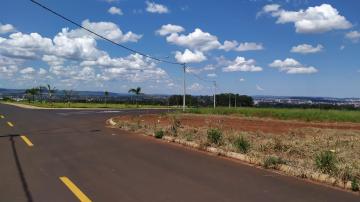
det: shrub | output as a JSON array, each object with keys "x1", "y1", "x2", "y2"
[
  {"x1": 352, "y1": 178, "x2": 359, "y2": 192},
  {"x1": 233, "y1": 136, "x2": 250, "y2": 154},
  {"x1": 315, "y1": 151, "x2": 337, "y2": 174},
  {"x1": 154, "y1": 130, "x2": 164, "y2": 139},
  {"x1": 170, "y1": 116, "x2": 181, "y2": 136},
  {"x1": 207, "y1": 128, "x2": 222, "y2": 145},
  {"x1": 264, "y1": 156, "x2": 286, "y2": 169}
]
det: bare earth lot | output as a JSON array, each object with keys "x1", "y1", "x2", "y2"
[
  {"x1": 113, "y1": 113, "x2": 360, "y2": 134},
  {"x1": 113, "y1": 113, "x2": 360, "y2": 191}
]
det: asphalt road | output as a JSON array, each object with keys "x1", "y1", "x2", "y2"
[{"x1": 0, "y1": 103, "x2": 358, "y2": 202}]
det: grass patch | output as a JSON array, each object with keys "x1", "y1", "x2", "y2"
[
  {"x1": 188, "y1": 107, "x2": 360, "y2": 123},
  {"x1": 352, "y1": 178, "x2": 359, "y2": 192},
  {"x1": 264, "y1": 156, "x2": 286, "y2": 169},
  {"x1": 233, "y1": 136, "x2": 250, "y2": 154},
  {"x1": 207, "y1": 128, "x2": 222, "y2": 145},
  {"x1": 154, "y1": 130, "x2": 164, "y2": 139},
  {"x1": 315, "y1": 151, "x2": 337, "y2": 174},
  {"x1": 4, "y1": 101, "x2": 170, "y2": 109}
]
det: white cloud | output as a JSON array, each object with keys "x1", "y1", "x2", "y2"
[
  {"x1": 146, "y1": 1, "x2": 169, "y2": 14},
  {"x1": 207, "y1": 73, "x2": 217, "y2": 78},
  {"x1": 38, "y1": 68, "x2": 47, "y2": 75},
  {"x1": 222, "y1": 57, "x2": 263, "y2": 72},
  {"x1": 108, "y1": 7, "x2": 123, "y2": 15},
  {"x1": 220, "y1": 41, "x2": 263, "y2": 52},
  {"x1": 66, "y1": 19, "x2": 142, "y2": 43},
  {"x1": 345, "y1": 31, "x2": 360, "y2": 43},
  {"x1": 20, "y1": 67, "x2": 35, "y2": 74},
  {"x1": 156, "y1": 24, "x2": 185, "y2": 36},
  {"x1": 0, "y1": 23, "x2": 16, "y2": 34},
  {"x1": 166, "y1": 28, "x2": 221, "y2": 52},
  {"x1": 269, "y1": 58, "x2": 318, "y2": 74},
  {"x1": 290, "y1": 44, "x2": 323, "y2": 54},
  {"x1": 256, "y1": 84, "x2": 264, "y2": 91},
  {"x1": 239, "y1": 78, "x2": 245, "y2": 82},
  {"x1": 236, "y1": 42, "x2": 264, "y2": 51},
  {"x1": 188, "y1": 83, "x2": 203, "y2": 91},
  {"x1": 175, "y1": 49, "x2": 206, "y2": 63},
  {"x1": 261, "y1": 4, "x2": 352, "y2": 33}
]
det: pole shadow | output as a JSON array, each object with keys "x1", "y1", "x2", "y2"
[{"x1": 0, "y1": 134, "x2": 34, "y2": 202}]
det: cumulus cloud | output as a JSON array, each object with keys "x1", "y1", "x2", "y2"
[
  {"x1": 66, "y1": 19, "x2": 142, "y2": 43},
  {"x1": 261, "y1": 4, "x2": 352, "y2": 33},
  {"x1": 156, "y1": 24, "x2": 185, "y2": 36},
  {"x1": 0, "y1": 23, "x2": 16, "y2": 34},
  {"x1": 290, "y1": 44, "x2": 323, "y2": 54},
  {"x1": 345, "y1": 31, "x2": 360, "y2": 43},
  {"x1": 256, "y1": 84, "x2": 264, "y2": 91},
  {"x1": 166, "y1": 28, "x2": 221, "y2": 52},
  {"x1": 108, "y1": 7, "x2": 123, "y2": 15},
  {"x1": 207, "y1": 73, "x2": 217, "y2": 78},
  {"x1": 220, "y1": 41, "x2": 263, "y2": 52},
  {"x1": 146, "y1": 1, "x2": 169, "y2": 14},
  {"x1": 0, "y1": 22, "x2": 170, "y2": 86},
  {"x1": 239, "y1": 78, "x2": 245, "y2": 82},
  {"x1": 188, "y1": 83, "x2": 203, "y2": 91},
  {"x1": 222, "y1": 57, "x2": 263, "y2": 72},
  {"x1": 269, "y1": 58, "x2": 318, "y2": 74},
  {"x1": 175, "y1": 49, "x2": 206, "y2": 63}
]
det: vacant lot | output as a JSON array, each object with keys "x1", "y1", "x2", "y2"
[
  {"x1": 113, "y1": 113, "x2": 360, "y2": 190},
  {"x1": 188, "y1": 107, "x2": 360, "y2": 123}
]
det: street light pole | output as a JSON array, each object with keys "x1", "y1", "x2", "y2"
[
  {"x1": 213, "y1": 81, "x2": 216, "y2": 109},
  {"x1": 182, "y1": 63, "x2": 186, "y2": 112}
]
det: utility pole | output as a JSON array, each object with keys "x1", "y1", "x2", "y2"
[
  {"x1": 228, "y1": 93, "x2": 231, "y2": 108},
  {"x1": 182, "y1": 63, "x2": 186, "y2": 112},
  {"x1": 235, "y1": 94, "x2": 237, "y2": 108},
  {"x1": 213, "y1": 81, "x2": 216, "y2": 109}
]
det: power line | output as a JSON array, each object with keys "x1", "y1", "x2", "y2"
[{"x1": 29, "y1": 0, "x2": 183, "y2": 66}]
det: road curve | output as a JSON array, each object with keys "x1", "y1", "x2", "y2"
[{"x1": 0, "y1": 103, "x2": 358, "y2": 202}]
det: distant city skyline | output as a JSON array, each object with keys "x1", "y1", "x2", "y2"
[{"x1": 0, "y1": 0, "x2": 359, "y2": 97}]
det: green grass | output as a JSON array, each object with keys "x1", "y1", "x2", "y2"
[
  {"x1": 4, "y1": 101, "x2": 171, "y2": 109},
  {"x1": 187, "y1": 107, "x2": 360, "y2": 123}
]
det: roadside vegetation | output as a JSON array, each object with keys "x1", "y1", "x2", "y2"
[
  {"x1": 113, "y1": 113, "x2": 360, "y2": 191},
  {"x1": 188, "y1": 107, "x2": 360, "y2": 123}
]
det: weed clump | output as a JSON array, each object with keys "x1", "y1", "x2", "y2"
[
  {"x1": 264, "y1": 156, "x2": 286, "y2": 169},
  {"x1": 351, "y1": 178, "x2": 359, "y2": 192},
  {"x1": 207, "y1": 128, "x2": 222, "y2": 145},
  {"x1": 233, "y1": 136, "x2": 250, "y2": 154},
  {"x1": 315, "y1": 151, "x2": 337, "y2": 174},
  {"x1": 154, "y1": 130, "x2": 164, "y2": 139}
]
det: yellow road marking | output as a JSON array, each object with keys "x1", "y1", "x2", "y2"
[
  {"x1": 0, "y1": 115, "x2": 4, "y2": 119},
  {"x1": 7, "y1": 121, "x2": 14, "y2": 127},
  {"x1": 20, "y1": 135, "x2": 34, "y2": 147},
  {"x1": 59, "y1": 177, "x2": 92, "y2": 202}
]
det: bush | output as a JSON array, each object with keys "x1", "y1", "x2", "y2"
[
  {"x1": 352, "y1": 178, "x2": 359, "y2": 192},
  {"x1": 207, "y1": 128, "x2": 222, "y2": 145},
  {"x1": 264, "y1": 156, "x2": 286, "y2": 169},
  {"x1": 154, "y1": 130, "x2": 164, "y2": 139},
  {"x1": 233, "y1": 136, "x2": 250, "y2": 154},
  {"x1": 315, "y1": 151, "x2": 337, "y2": 174}
]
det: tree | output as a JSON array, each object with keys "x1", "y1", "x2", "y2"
[
  {"x1": 104, "y1": 91, "x2": 109, "y2": 107},
  {"x1": 25, "y1": 87, "x2": 40, "y2": 103},
  {"x1": 46, "y1": 84, "x2": 56, "y2": 105},
  {"x1": 63, "y1": 90, "x2": 74, "y2": 107},
  {"x1": 128, "y1": 87, "x2": 142, "y2": 107}
]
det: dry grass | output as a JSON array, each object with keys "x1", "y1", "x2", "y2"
[{"x1": 114, "y1": 113, "x2": 360, "y2": 185}]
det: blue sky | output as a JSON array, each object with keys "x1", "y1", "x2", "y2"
[{"x1": 0, "y1": 0, "x2": 360, "y2": 97}]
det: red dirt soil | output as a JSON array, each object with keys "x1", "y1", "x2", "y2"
[{"x1": 113, "y1": 114, "x2": 360, "y2": 134}]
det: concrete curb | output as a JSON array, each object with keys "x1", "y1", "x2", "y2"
[{"x1": 107, "y1": 118, "x2": 356, "y2": 192}]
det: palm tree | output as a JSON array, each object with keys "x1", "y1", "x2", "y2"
[
  {"x1": 128, "y1": 87, "x2": 142, "y2": 107},
  {"x1": 104, "y1": 91, "x2": 109, "y2": 107},
  {"x1": 63, "y1": 90, "x2": 74, "y2": 107},
  {"x1": 25, "y1": 87, "x2": 40, "y2": 103},
  {"x1": 46, "y1": 84, "x2": 56, "y2": 105}
]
